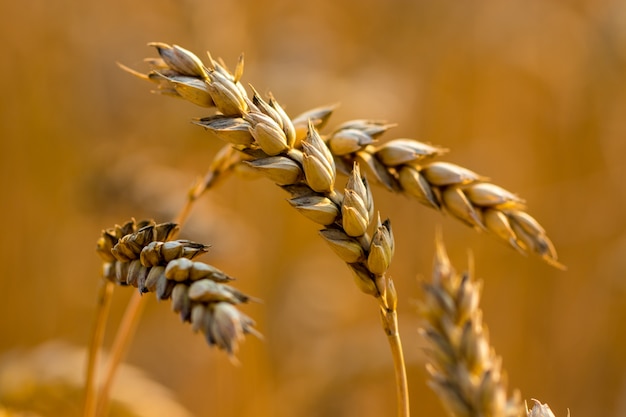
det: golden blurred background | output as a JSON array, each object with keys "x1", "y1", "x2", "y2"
[{"x1": 1, "y1": 0, "x2": 625, "y2": 416}]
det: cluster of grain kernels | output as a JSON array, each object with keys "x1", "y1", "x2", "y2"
[
  {"x1": 123, "y1": 43, "x2": 563, "y2": 268},
  {"x1": 96, "y1": 219, "x2": 258, "y2": 354}
]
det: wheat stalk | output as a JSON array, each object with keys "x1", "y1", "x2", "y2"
[
  {"x1": 419, "y1": 232, "x2": 562, "y2": 417},
  {"x1": 112, "y1": 42, "x2": 567, "y2": 417}
]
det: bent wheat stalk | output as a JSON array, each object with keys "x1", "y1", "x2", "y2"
[{"x1": 121, "y1": 42, "x2": 409, "y2": 417}]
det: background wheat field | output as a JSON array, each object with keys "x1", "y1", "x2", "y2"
[{"x1": 1, "y1": 1, "x2": 625, "y2": 416}]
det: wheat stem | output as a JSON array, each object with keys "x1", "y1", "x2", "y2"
[
  {"x1": 83, "y1": 280, "x2": 114, "y2": 417},
  {"x1": 95, "y1": 290, "x2": 146, "y2": 417},
  {"x1": 175, "y1": 144, "x2": 242, "y2": 226},
  {"x1": 174, "y1": 178, "x2": 205, "y2": 227},
  {"x1": 381, "y1": 306, "x2": 410, "y2": 417},
  {"x1": 175, "y1": 158, "x2": 224, "y2": 228}
]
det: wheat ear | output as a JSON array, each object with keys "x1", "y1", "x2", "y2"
[
  {"x1": 88, "y1": 219, "x2": 259, "y2": 417},
  {"x1": 419, "y1": 232, "x2": 562, "y2": 417},
  {"x1": 118, "y1": 43, "x2": 563, "y2": 270},
  {"x1": 84, "y1": 151, "x2": 243, "y2": 417},
  {"x1": 120, "y1": 42, "x2": 409, "y2": 417},
  {"x1": 96, "y1": 219, "x2": 259, "y2": 354}
]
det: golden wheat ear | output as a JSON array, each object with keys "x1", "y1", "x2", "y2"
[
  {"x1": 96, "y1": 218, "x2": 260, "y2": 354},
  {"x1": 121, "y1": 42, "x2": 565, "y2": 269},
  {"x1": 418, "y1": 232, "x2": 564, "y2": 417}
]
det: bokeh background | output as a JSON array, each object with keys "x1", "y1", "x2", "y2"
[{"x1": 1, "y1": 0, "x2": 625, "y2": 416}]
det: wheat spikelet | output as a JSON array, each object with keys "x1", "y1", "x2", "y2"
[
  {"x1": 96, "y1": 219, "x2": 259, "y2": 356},
  {"x1": 119, "y1": 43, "x2": 563, "y2": 270},
  {"x1": 419, "y1": 234, "x2": 563, "y2": 417},
  {"x1": 526, "y1": 399, "x2": 562, "y2": 417}
]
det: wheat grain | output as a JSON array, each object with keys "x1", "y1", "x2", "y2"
[
  {"x1": 526, "y1": 400, "x2": 561, "y2": 417},
  {"x1": 96, "y1": 219, "x2": 259, "y2": 355}
]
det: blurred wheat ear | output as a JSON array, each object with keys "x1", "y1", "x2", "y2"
[{"x1": 418, "y1": 232, "x2": 563, "y2": 417}]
